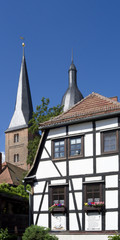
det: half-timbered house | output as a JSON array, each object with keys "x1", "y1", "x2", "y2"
[{"x1": 24, "y1": 91, "x2": 120, "y2": 240}]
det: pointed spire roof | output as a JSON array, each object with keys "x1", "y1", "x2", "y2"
[
  {"x1": 61, "y1": 55, "x2": 83, "y2": 112},
  {"x1": 6, "y1": 51, "x2": 33, "y2": 132},
  {"x1": 40, "y1": 92, "x2": 120, "y2": 129}
]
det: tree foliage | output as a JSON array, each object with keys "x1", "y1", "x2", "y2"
[
  {"x1": 22, "y1": 225, "x2": 58, "y2": 240},
  {"x1": 0, "y1": 183, "x2": 31, "y2": 199},
  {"x1": 27, "y1": 97, "x2": 63, "y2": 166}
]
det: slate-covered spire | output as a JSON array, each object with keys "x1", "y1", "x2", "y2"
[
  {"x1": 61, "y1": 54, "x2": 83, "y2": 112},
  {"x1": 6, "y1": 47, "x2": 33, "y2": 132}
]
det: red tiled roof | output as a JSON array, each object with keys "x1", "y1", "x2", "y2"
[
  {"x1": 39, "y1": 92, "x2": 120, "y2": 128},
  {"x1": 0, "y1": 162, "x2": 26, "y2": 185}
]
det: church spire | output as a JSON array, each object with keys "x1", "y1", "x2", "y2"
[
  {"x1": 6, "y1": 44, "x2": 33, "y2": 132},
  {"x1": 61, "y1": 53, "x2": 83, "y2": 112}
]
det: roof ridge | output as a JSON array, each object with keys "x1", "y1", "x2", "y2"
[
  {"x1": 52, "y1": 105, "x2": 120, "y2": 122},
  {"x1": 93, "y1": 92, "x2": 120, "y2": 105}
]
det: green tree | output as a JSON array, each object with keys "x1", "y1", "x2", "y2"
[{"x1": 27, "y1": 97, "x2": 63, "y2": 166}]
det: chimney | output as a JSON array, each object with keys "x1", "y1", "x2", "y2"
[
  {"x1": 0, "y1": 153, "x2": 2, "y2": 173},
  {"x1": 109, "y1": 96, "x2": 118, "y2": 102}
]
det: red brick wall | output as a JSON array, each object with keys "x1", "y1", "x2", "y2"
[{"x1": 5, "y1": 128, "x2": 29, "y2": 170}]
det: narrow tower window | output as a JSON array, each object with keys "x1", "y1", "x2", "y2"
[
  {"x1": 14, "y1": 154, "x2": 19, "y2": 163},
  {"x1": 14, "y1": 134, "x2": 19, "y2": 143}
]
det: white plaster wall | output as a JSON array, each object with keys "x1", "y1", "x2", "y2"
[
  {"x1": 33, "y1": 214, "x2": 37, "y2": 225},
  {"x1": 56, "y1": 235, "x2": 110, "y2": 240},
  {"x1": 72, "y1": 178, "x2": 82, "y2": 190},
  {"x1": 96, "y1": 118, "x2": 118, "y2": 131},
  {"x1": 41, "y1": 194, "x2": 48, "y2": 211},
  {"x1": 85, "y1": 176, "x2": 102, "y2": 182},
  {"x1": 85, "y1": 212, "x2": 102, "y2": 231},
  {"x1": 69, "y1": 159, "x2": 93, "y2": 175},
  {"x1": 96, "y1": 132, "x2": 101, "y2": 155},
  {"x1": 48, "y1": 127, "x2": 66, "y2": 139},
  {"x1": 85, "y1": 134, "x2": 93, "y2": 157},
  {"x1": 105, "y1": 190, "x2": 118, "y2": 209},
  {"x1": 69, "y1": 188, "x2": 82, "y2": 210},
  {"x1": 34, "y1": 195, "x2": 42, "y2": 211},
  {"x1": 69, "y1": 193, "x2": 75, "y2": 210},
  {"x1": 105, "y1": 212, "x2": 118, "y2": 230},
  {"x1": 51, "y1": 179, "x2": 66, "y2": 184},
  {"x1": 68, "y1": 122, "x2": 92, "y2": 135},
  {"x1": 105, "y1": 175, "x2": 118, "y2": 188},
  {"x1": 51, "y1": 214, "x2": 66, "y2": 231},
  {"x1": 41, "y1": 140, "x2": 51, "y2": 159},
  {"x1": 34, "y1": 181, "x2": 48, "y2": 193},
  {"x1": 96, "y1": 155, "x2": 119, "y2": 173},
  {"x1": 55, "y1": 162, "x2": 66, "y2": 176},
  {"x1": 41, "y1": 148, "x2": 49, "y2": 159},
  {"x1": 36, "y1": 160, "x2": 60, "y2": 179},
  {"x1": 69, "y1": 213, "x2": 79, "y2": 230},
  {"x1": 37, "y1": 214, "x2": 48, "y2": 228},
  {"x1": 75, "y1": 192, "x2": 82, "y2": 210}
]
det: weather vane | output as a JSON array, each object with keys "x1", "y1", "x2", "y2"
[{"x1": 20, "y1": 37, "x2": 25, "y2": 55}]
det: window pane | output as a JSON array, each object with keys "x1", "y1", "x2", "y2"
[
  {"x1": 58, "y1": 188, "x2": 64, "y2": 194},
  {"x1": 104, "y1": 131, "x2": 116, "y2": 152},
  {"x1": 54, "y1": 140, "x2": 65, "y2": 158},
  {"x1": 55, "y1": 142, "x2": 59, "y2": 146},
  {"x1": 70, "y1": 137, "x2": 82, "y2": 156},
  {"x1": 71, "y1": 139, "x2": 76, "y2": 144},
  {"x1": 88, "y1": 198, "x2": 93, "y2": 202},
  {"x1": 52, "y1": 187, "x2": 65, "y2": 205},
  {"x1": 53, "y1": 200, "x2": 59, "y2": 204},
  {"x1": 60, "y1": 146, "x2": 64, "y2": 152},
  {"x1": 94, "y1": 198, "x2": 100, "y2": 202},
  {"x1": 86, "y1": 184, "x2": 101, "y2": 202},
  {"x1": 55, "y1": 147, "x2": 59, "y2": 152},
  {"x1": 55, "y1": 153, "x2": 59, "y2": 158},
  {"x1": 60, "y1": 152, "x2": 64, "y2": 157},
  {"x1": 76, "y1": 138, "x2": 81, "y2": 144},
  {"x1": 60, "y1": 141, "x2": 64, "y2": 146}
]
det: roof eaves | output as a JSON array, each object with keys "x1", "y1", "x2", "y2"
[{"x1": 39, "y1": 110, "x2": 120, "y2": 130}]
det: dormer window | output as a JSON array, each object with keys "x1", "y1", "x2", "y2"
[
  {"x1": 14, "y1": 134, "x2": 19, "y2": 143},
  {"x1": 101, "y1": 130, "x2": 118, "y2": 154}
]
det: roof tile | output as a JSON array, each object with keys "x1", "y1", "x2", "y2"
[{"x1": 39, "y1": 93, "x2": 120, "y2": 128}]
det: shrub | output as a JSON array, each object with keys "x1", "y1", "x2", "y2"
[
  {"x1": 22, "y1": 225, "x2": 58, "y2": 240},
  {"x1": 0, "y1": 228, "x2": 17, "y2": 240},
  {"x1": 108, "y1": 233, "x2": 120, "y2": 240}
]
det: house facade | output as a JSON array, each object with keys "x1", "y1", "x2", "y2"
[{"x1": 25, "y1": 92, "x2": 120, "y2": 239}]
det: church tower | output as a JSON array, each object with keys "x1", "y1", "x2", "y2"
[
  {"x1": 5, "y1": 45, "x2": 33, "y2": 170},
  {"x1": 61, "y1": 56, "x2": 83, "y2": 111}
]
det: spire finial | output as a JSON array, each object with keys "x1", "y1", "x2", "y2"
[
  {"x1": 20, "y1": 37, "x2": 25, "y2": 56},
  {"x1": 71, "y1": 48, "x2": 73, "y2": 63}
]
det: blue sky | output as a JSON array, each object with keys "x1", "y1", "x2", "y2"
[{"x1": 0, "y1": 0, "x2": 120, "y2": 157}]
